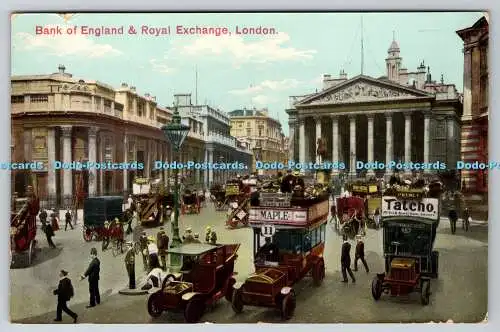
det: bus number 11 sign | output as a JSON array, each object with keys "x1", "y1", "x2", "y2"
[{"x1": 261, "y1": 224, "x2": 276, "y2": 238}]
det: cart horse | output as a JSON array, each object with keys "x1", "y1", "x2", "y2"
[{"x1": 10, "y1": 186, "x2": 40, "y2": 266}]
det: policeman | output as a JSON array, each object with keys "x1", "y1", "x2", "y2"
[
  {"x1": 205, "y1": 226, "x2": 212, "y2": 243},
  {"x1": 156, "y1": 227, "x2": 169, "y2": 270},
  {"x1": 124, "y1": 242, "x2": 136, "y2": 289},
  {"x1": 183, "y1": 227, "x2": 195, "y2": 243},
  {"x1": 139, "y1": 231, "x2": 149, "y2": 271},
  {"x1": 209, "y1": 228, "x2": 217, "y2": 245}
]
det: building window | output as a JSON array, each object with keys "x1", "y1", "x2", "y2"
[
  {"x1": 11, "y1": 96, "x2": 24, "y2": 103},
  {"x1": 246, "y1": 122, "x2": 251, "y2": 127},
  {"x1": 30, "y1": 94, "x2": 48, "y2": 103},
  {"x1": 246, "y1": 128, "x2": 251, "y2": 136}
]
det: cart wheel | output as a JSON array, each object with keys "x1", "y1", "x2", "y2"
[
  {"x1": 280, "y1": 290, "x2": 296, "y2": 320},
  {"x1": 420, "y1": 280, "x2": 430, "y2": 305},
  {"x1": 312, "y1": 259, "x2": 325, "y2": 286},
  {"x1": 83, "y1": 226, "x2": 93, "y2": 242},
  {"x1": 101, "y1": 236, "x2": 110, "y2": 251},
  {"x1": 371, "y1": 277, "x2": 383, "y2": 300},
  {"x1": 147, "y1": 292, "x2": 163, "y2": 318},
  {"x1": 231, "y1": 287, "x2": 244, "y2": 313},
  {"x1": 225, "y1": 277, "x2": 237, "y2": 302},
  {"x1": 184, "y1": 297, "x2": 206, "y2": 323},
  {"x1": 27, "y1": 240, "x2": 35, "y2": 265}
]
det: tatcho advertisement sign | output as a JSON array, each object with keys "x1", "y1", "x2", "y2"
[
  {"x1": 381, "y1": 196, "x2": 439, "y2": 220},
  {"x1": 249, "y1": 208, "x2": 308, "y2": 225}
]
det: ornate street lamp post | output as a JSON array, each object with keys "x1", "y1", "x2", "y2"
[
  {"x1": 161, "y1": 104, "x2": 190, "y2": 267},
  {"x1": 252, "y1": 141, "x2": 262, "y2": 176}
]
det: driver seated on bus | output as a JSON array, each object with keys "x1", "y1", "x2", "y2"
[
  {"x1": 280, "y1": 169, "x2": 295, "y2": 193},
  {"x1": 255, "y1": 237, "x2": 279, "y2": 263}
]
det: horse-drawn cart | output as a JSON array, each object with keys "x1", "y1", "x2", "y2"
[
  {"x1": 10, "y1": 187, "x2": 40, "y2": 266},
  {"x1": 181, "y1": 189, "x2": 200, "y2": 215},
  {"x1": 371, "y1": 189, "x2": 440, "y2": 305},
  {"x1": 83, "y1": 196, "x2": 124, "y2": 252}
]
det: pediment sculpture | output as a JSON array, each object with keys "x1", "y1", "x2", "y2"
[{"x1": 307, "y1": 82, "x2": 417, "y2": 105}]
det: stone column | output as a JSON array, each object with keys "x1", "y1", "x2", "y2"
[
  {"x1": 404, "y1": 112, "x2": 412, "y2": 175},
  {"x1": 315, "y1": 116, "x2": 322, "y2": 164},
  {"x1": 208, "y1": 147, "x2": 214, "y2": 186},
  {"x1": 88, "y1": 127, "x2": 98, "y2": 196},
  {"x1": 331, "y1": 116, "x2": 339, "y2": 175},
  {"x1": 423, "y1": 111, "x2": 431, "y2": 173},
  {"x1": 204, "y1": 148, "x2": 209, "y2": 188},
  {"x1": 23, "y1": 128, "x2": 32, "y2": 161},
  {"x1": 385, "y1": 114, "x2": 393, "y2": 177},
  {"x1": 123, "y1": 133, "x2": 128, "y2": 192},
  {"x1": 61, "y1": 126, "x2": 73, "y2": 206},
  {"x1": 99, "y1": 134, "x2": 104, "y2": 195},
  {"x1": 349, "y1": 115, "x2": 356, "y2": 178},
  {"x1": 367, "y1": 114, "x2": 375, "y2": 177},
  {"x1": 288, "y1": 121, "x2": 295, "y2": 162},
  {"x1": 47, "y1": 127, "x2": 56, "y2": 199},
  {"x1": 299, "y1": 116, "x2": 306, "y2": 166}
]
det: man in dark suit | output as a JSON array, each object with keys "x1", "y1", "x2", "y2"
[
  {"x1": 353, "y1": 235, "x2": 369, "y2": 273},
  {"x1": 341, "y1": 235, "x2": 356, "y2": 283},
  {"x1": 65, "y1": 209, "x2": 73, "y2": 230},
  {"x1": 53, "y1": 270, "x2": 77, "y2": 323},
  {"x1": 280, "y1": 170, "x2": 295, "y2": 193},
  {"x1": 448, "y1": 209, "x2": 458, "y2": 234},
  {"x1": 156, "y1": 227, "x2": 169, "y2": 270},
  {"x1": 80, "y1": 248, "x2": 100, "y2": 307}
]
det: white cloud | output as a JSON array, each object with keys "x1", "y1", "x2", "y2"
[
  {"x1": 12, "y1": 25, "x2": 121, "y2": 58},
  {"x1": 149, "y1": 58, "x2": 175, "y2": 74},
  {"x1": 172, "y1": 32, "x2": 316, "y2": 65},
  {"x1": 229, "y1": 78, "x2": 301, "y2": 95},
  {"x1": 252, "y1": 95, "x2": 277, "y2": 106}
]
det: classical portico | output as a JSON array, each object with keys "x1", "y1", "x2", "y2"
[{"x1": 287, "y1": 74, "x2": 462, "y2": 179}]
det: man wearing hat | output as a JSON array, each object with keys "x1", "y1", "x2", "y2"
[
  {"x1": 124, "y1": 242, "x2": 136, "y2": 289},
  {"x1": 156, "y1": 227, "x2": 169, "y2": 270},
  {"x1": 209, "y1": 228, "x2": 217, "y2": 245},
  {"x1": 139, "y1": 231, "x2": 149, "y2": 271},
  {"x1": 147, "y1": 236, "x2": 160, "y2": 270},
  {"x1": 80, "y1": 248, "x2": 100, "y2": 307},
  {"x1": 205, "y1": 226, "x2": 212, "y2": 243},
  {"x1": 193, "y1": 233, "x2": 202, "y2": 243},
  {"x1": 354, "y1": 235, "x2": 369, "y2": 273},
  {"x1": 50, "y1": 208, "x2": 59, "y2": 231},
  {"x1": 340, "y1": 235, "x2": 356, "y2": 283},
  {"x1": 280, "y1": 169, "x2": 295, "y2": 193},
  {"x1": 53, "y1": 270, "x2": 77, "y2": 323},
  {"x1": 183, "y1": 227, "x2": 195, "y2": 243}
]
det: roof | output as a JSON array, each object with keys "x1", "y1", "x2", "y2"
[
  {"x1": 85, "y1": 196, "x2": 123, "y2": 201},
  {"x1": 388, "y1": 40, "x2": 400, "y2": 51},
  {"x1": 167, "y1": 243, "x2": 222, "y2": 256},
  {"x1": 382, "y1": 216, "x2": 439, "y2": 225}
]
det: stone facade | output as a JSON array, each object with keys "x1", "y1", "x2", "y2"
[
  {"x1": 228, "y1": 108, "x2": 286, "y2": 175},
  {"x1": 174, "y1": 94, "x2": 252, "y2": 187},
  {"x1": 10, "y1": 66, "x2": 239, "y2": 206},
  {"x1": 287, "y1": 39, "x2": 462, "y2": 179},
  {"x1": 456, "y1": 16, "x2": 489, "y2": 193}
]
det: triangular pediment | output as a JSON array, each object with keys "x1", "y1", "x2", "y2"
[{"x1": 295, "y1": 75, "x2": 432, "y2": 106}]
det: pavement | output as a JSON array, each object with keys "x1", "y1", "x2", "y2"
[{"x1": 10, "y1": 202, "x2": 488, "y2": 323}]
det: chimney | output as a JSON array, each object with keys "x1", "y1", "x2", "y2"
[
  {"x1": 58, "y1": 64, "x2": 66, "y2": 74},
  {"x1": 130, "y1": 86, "x2": 136, "y2": 92},
  {"x1": 145, "y1": 93, "x2": 150, "y2": 98},
  {"x1": 121, "y1": 82, "x2": 128, "y2": 88}
]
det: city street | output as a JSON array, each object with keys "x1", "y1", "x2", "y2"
[{"x1": 11, "y1": 203, "x2": 487, "y2": 324}]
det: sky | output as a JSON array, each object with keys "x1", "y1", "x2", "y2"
[{"x1": 11, "y1": 12, "x2": 484, "y2": 136}]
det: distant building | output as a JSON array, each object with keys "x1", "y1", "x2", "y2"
[
  {"x1": 287, "y1": 38, "x2": 462, "y2": 179},
  {"x1": 174, "y1": 94, "x2": 252, "y2": 187},
  {"x1": 456, "y1": 16, "x2": 489, "y2": 193},
  {"x1": 228, "y1": 108, "x2": 286, "y2": 175}
]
